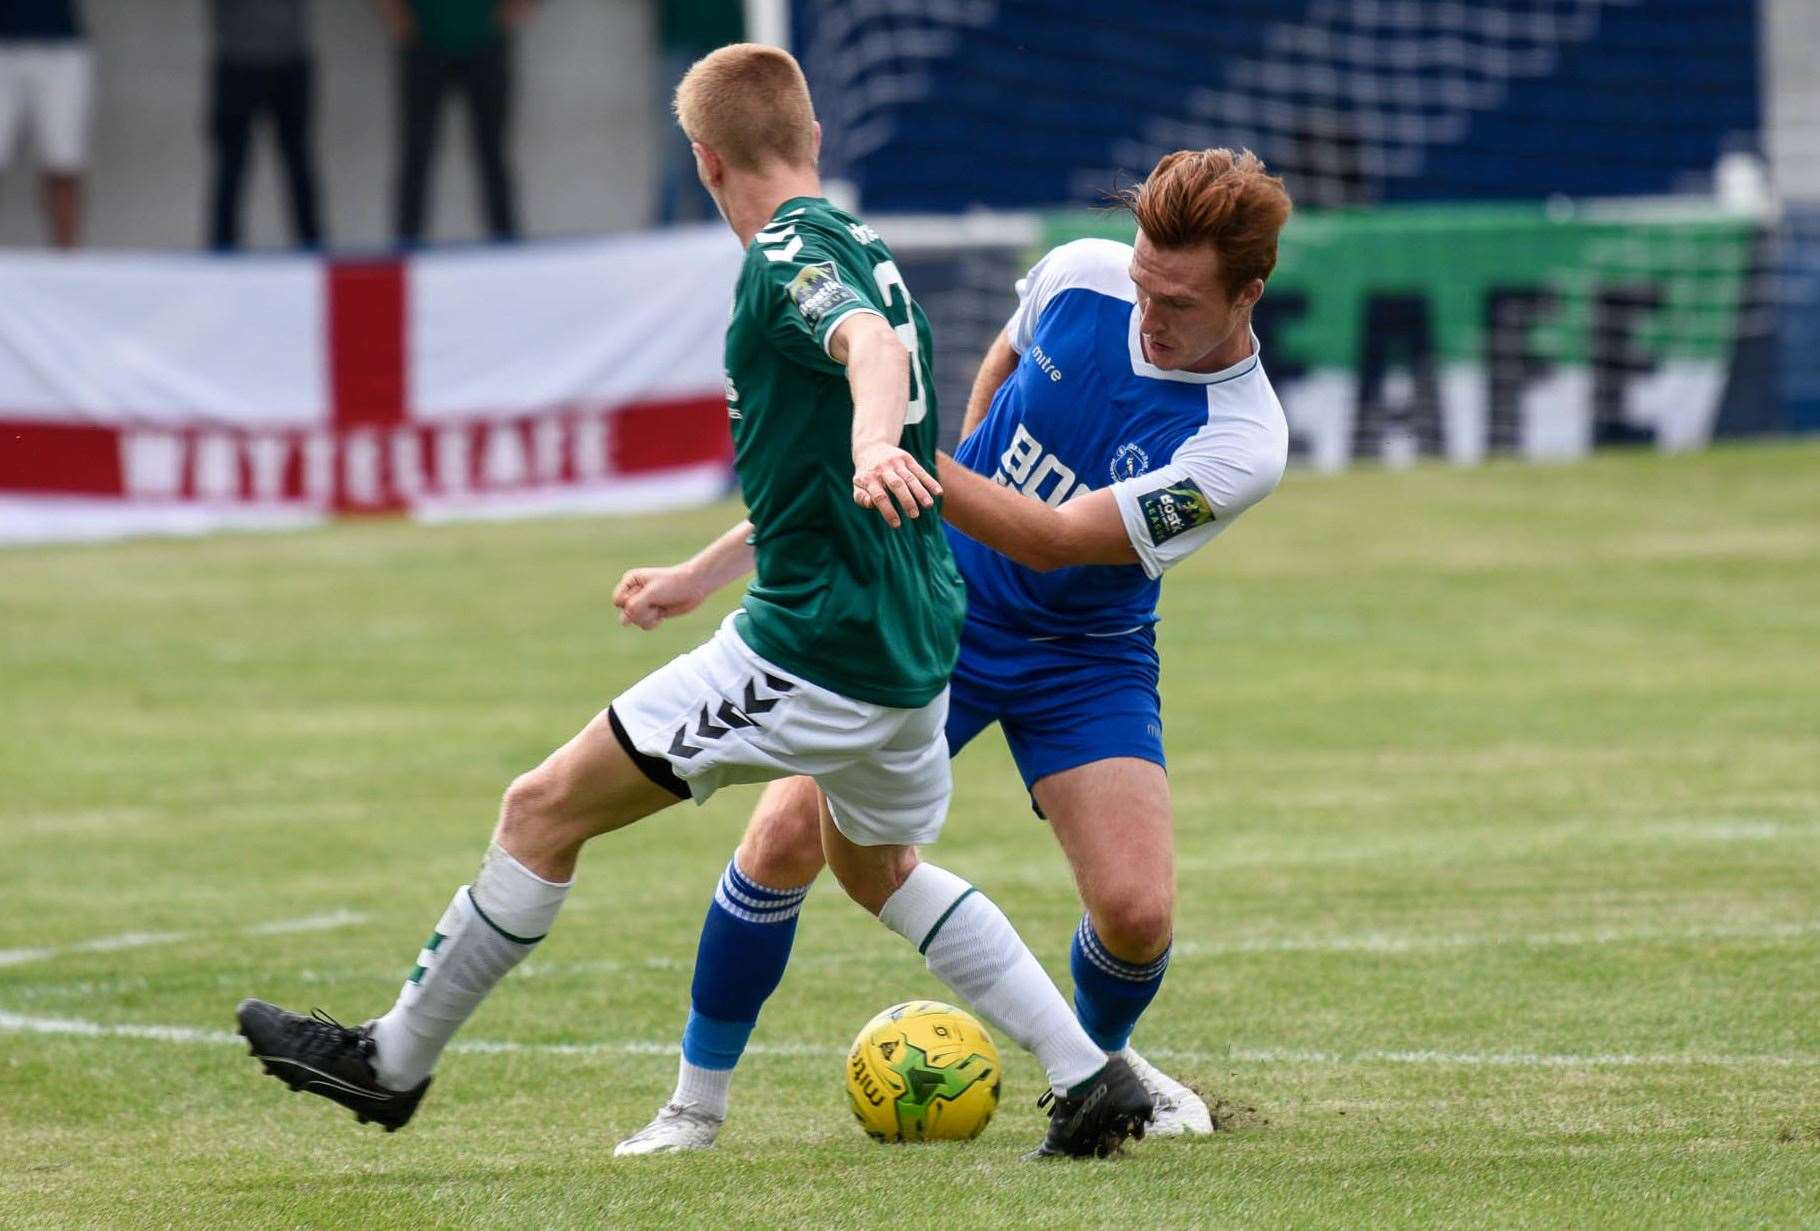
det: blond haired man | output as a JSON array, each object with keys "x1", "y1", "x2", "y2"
[
  {"x1": 616, "y1": 148, "x2": 1293, "y2": 1153},
  {"x1": 236, "y1": 44, "x2": 1151, "y2": 1161}
]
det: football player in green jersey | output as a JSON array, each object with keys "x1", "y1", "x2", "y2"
[{"x1": 236, "y1": 43, "x2": 1150, "y2": 1159}]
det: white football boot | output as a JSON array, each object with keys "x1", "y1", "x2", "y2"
[
  {"x1": 613, "y1": 1101, "x2": 725, "y2": 1156},
  {"x1": 1122, "y1": 1048, "x2": 1214, "y2": 1136}
]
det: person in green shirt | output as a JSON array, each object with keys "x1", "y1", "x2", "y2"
[
  {"x1": 233, "y1": 43, "x2": 1151, "y2": 1161},
  {"x1": 374, "y1": 0, "x2": 536, "y2": 242},
  {"x1": 653, "y1": 1, "x2": 742, "y2": 222}
]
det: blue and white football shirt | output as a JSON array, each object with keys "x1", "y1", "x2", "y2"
[{"x1": 949, "y1": 238, "x2": 1289, "y2": 638}]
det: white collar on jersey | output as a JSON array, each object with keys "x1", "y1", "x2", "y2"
[{"x1": 1127, "y1": 309, "x2": 1262, "y2": 385}]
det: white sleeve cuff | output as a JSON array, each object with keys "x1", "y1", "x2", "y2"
[
  {"x1": 820, "y1": 306, "x2": 887, "y2": 358},
  {"x1": 1110, "y1": 480, "x2": 1166, "y2": 580}
]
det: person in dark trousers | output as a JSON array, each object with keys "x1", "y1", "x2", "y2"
[
  {"x1": 207, "y1": 0, "x2": 324, "y2": 250},
  {"x1": 653, "y1": 0, "x2": 741, "y2": 224},
  {"x1": 375, "y1": 0, "x2": 537, "y2": 244}
]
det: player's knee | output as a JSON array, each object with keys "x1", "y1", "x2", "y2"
[
  {"x1": 497, "y1": 766, "x2": 577, "y2": 847},
  {"x1": 825, "y1": 844, "x2": 916, "y2": 917},
  {"x1": 1091, "y1": 890, "x2": 1174, "y2": 964},
  {"x1": 737, "y1": 799, "x2": 825, "y2": 888}
]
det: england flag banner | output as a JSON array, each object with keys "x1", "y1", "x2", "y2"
[{"x1": 0, "y1": 228, "x2": 741, "y2": 545}]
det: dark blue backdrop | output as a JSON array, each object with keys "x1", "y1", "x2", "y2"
[{"x1": 794, "y1": 0, "x2": 1761, "y2": 211}]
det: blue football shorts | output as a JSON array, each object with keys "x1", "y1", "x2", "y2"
[{"x1": 943, "y1": 616, "x2": 1165, "y2": 808}]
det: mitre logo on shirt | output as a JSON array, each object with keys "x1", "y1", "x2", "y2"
[
  {"x1": 787, "y1": 262, "x2": 860, "y2": 328},
  {"x1": 1138, "y1": 478, "x2": 1216, "y2": 543}
]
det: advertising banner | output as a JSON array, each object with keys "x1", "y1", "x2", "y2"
[
  {"x1": 1046, "y1": 203, "x2": 1766, "y2": 469},
  {"x1": 0, "y1": 228, "x2": 742, "y2": 544}
]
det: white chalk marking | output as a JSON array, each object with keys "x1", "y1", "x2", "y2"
[
  {"x1": 1, "y1": 1007, "x2": 1814, "y2": 1071},
  {"x1": 243, "y1": 911, "x2": 369, "y2": 937},
  {"x1": 1174, "y1": 920, "x2": 1820, "y2": 958},
  {"x1": 0, "y1": 912, "x2": 369, "y2": 969}
]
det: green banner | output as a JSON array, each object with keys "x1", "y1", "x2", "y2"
[{"x1": 1044, "y1": 202, "x2": 1756, "y2": 366}]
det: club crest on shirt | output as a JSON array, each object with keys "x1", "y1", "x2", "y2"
[
  {"x1": 1138, "y1": 477, "x2": 1215, "y2": 544},
  {"x1": 787, "y1": 262, "x2": 860, "y2": 328},
  {"x1": 1110, "y1": 442, "x2": 1151, "y2": 481}
]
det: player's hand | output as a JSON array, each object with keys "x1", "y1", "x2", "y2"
[
  {"x1": 612, "y1": 564, "x2": 707, "y2": 631},
  {"x1": 851, "y1": 441, "x2": 939, "y2": 529}
]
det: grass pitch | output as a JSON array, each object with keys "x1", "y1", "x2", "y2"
[{"x1": 3, "y1": 442, "x2": 1818, "y2": 1229}]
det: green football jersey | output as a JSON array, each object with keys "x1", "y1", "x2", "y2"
[{"x1": 724, "y1": 196, "x2": 965, "y2": 708}]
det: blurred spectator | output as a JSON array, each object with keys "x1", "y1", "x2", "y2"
[
  {"x1": 653, "y1": 1, "x2": 742, "y2": 224},
  {"x1": 0, "y1": 0, "x2": 91, "y2": 248},
  {"x1": 207, "y1": 0, "x2": 324, "y2": 250},
  {"x1": 376, "y1": 0, "x2": 537, "y2": 244}
]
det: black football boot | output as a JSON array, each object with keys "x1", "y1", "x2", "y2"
[
  {"x1": 236, "y1": 998, "x2": 430, "y2": 1132},
  {"x1": 1026, "y1": 1054, "x2": 1155, "y2": 1159}
]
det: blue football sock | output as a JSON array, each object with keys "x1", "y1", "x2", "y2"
[
  {"x1": 680, "y1": 858, "x2": 809, "y2": 1072},
  {"x1": 1069, "y1": 915, "x2": 1170, "y2": 1054}
]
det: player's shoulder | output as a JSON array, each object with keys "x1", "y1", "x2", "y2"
[
  {"x1": 1177, "y1": 358, "x2": 1290, "y2": 488},
  {"x1": 1030, "y1": 238, "x2": 1137, "y2": 304},
  {"x1": 764, "y1": 198, "x2": 883, "y2": 255}
]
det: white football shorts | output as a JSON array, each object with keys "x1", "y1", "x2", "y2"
[
  {"x1": 610, "y1": 612, "x2": 952, "y2": 847},
  {"x1": 0, "y1": 45, "x2": 94, "y2": 173}
]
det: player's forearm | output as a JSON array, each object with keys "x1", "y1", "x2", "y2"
[
  {"x1": 959, "y1": 331, "x2": 1019, "y2": 442},
  {"x1": 936, "y1": 456, "x2": 1067, "y2": 570},
  {"x1": 683, "y1": 519, "x2": 757, "y2": 592},
  {"x1": 844, "y1": 325, "x2": 913, "y2": 456},
  {"x1": 935, "y1": 454, "x2": 1137, "y2": 572}
]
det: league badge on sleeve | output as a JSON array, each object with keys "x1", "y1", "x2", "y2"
[
  {"x1": 1138, "y1": 478, "x2": 1216, "y2": 544},
  {"x1": 787, "y1": 262, "x2": 861, "y2": 328}
]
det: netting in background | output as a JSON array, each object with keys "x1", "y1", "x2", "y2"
[
  {"x1": 795, "y1": 0, "x2": 1759, "y2": 211},
  {"x1": 795, "y1": 0, "x2": 1812, "y2": 462},
  {"x1": 875, "y1": 216, "x2": 1033, "y2": 452}
]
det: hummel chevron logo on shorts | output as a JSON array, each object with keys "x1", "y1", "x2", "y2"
[{"x1": 669, "y1": 674, "x2": 796, "y2": 759}]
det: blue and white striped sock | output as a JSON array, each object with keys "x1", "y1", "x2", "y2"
[
  {"x1": 673, "y1": 858, "x2": 810, "y2": 1116},
  {"x1": 1069, "y1": 915, "x2": 1171, "y2": 1054}
]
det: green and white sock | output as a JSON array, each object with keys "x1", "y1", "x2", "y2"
[
  {"x1": 879, "y1": 862, "x2": 1106, "y2": 1096},
  {"x1": 368, "y1": 842, "x2": 571, "y2": 1090}
]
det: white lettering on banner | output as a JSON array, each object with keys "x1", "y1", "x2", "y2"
[
  {"x1": 533, "y1": 416, "x2": 564, "y2": 482},
  {"x1": 436, "y1": 427, "x2": 472, "y2": 495},
  {"x1": 120, "y1": 432, "x2": 184, "y2": 499},
  {"x1": 195, "y1": 434, "x2": 239, "y2": 500},
  {"x1": 98, "y1": 402, "x2": 732, "y2": 513},
  {"x1": 392, "y1": 427, "x2": 424, "y2": 497},
  {"x1": 344, "y1": 430, "x2": 384, "y2": 506},
  {"x1": 304, "y1": 433, "x2": 335, "y2": 502},
  {"x1": 247, "y1": 435, "x2": 290, "y2": 500},
  {"x1": 1276, "y1": 361, "x2": 1727, "y2": 470},
  {"x1": 574, "y1": 413, "x2": 607, "y2": 481},
  {"x1": 482, "y1": 424, "x2": 528, "y2": 489}
]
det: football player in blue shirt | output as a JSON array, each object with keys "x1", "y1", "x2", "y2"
[{"x1": 612, "y1": 148, "x2": 1293, "y2": 1155}]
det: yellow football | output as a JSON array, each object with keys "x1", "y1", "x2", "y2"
[{"x1": 845, "y1": 1000, "x2": 1002, "y2": 1142}]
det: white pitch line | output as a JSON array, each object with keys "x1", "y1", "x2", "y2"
[
  {"x1": 0, "y1": 1009, "x2": 242, "y2": 1046},
  {"x1": 0, "y1": 911, "x2": 369, "y2": 969},
  {"x1": 519, "y1": 921, "x2": 1820, "y2": 980},
  {"x1": 243, "y1": 910, "x2": 369, "y2": 937},
  {"x1": 1174, "y1": 920, "x2": 1820, "y2": 958},
  {"x1": 1, "y1": 1007, "x2": 1814, "y2": 1071},
  {"x1": 1208, "y1": 1046, "x2": 1820, "y2": 1070}
]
